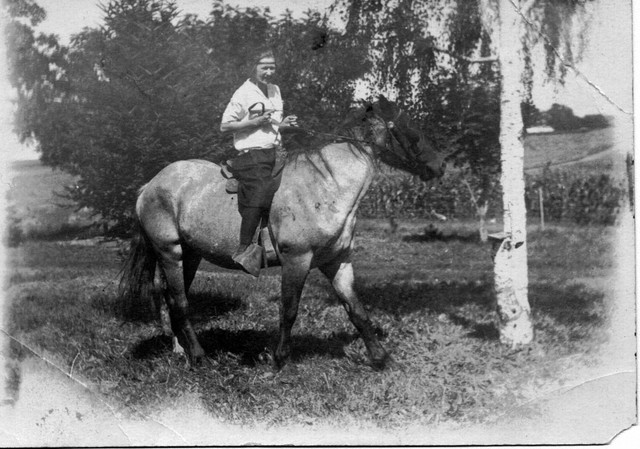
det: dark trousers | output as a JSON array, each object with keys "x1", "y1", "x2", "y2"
[{"x1": 231, "y1": 147, "x2": 283, "y2": 246}]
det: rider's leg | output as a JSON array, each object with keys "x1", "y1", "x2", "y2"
[{"x1": 236, "y1": 206, "x2": 262, "y2": 253}]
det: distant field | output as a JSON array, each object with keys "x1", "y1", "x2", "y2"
[
  {"x1": 523, "y1": 127, "x2": 631, "y2": 178},
  {"x1": 6, "y1": 161, "x2": 95, "y2": 240},
  {"x1": 523, "y1": 127, "x2": 615, "y2": 170}
]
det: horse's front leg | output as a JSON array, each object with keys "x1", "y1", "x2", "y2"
[
  {"x1": 319, "y1": 259, "x2": 390, "y2": 370},
  {"x1": 274, "y1": 253, "x2": 311, "y2": 369}
]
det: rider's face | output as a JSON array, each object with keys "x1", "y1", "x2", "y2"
[{"x1": 254, "y1": 58, "x2": 276, "y2": 84}]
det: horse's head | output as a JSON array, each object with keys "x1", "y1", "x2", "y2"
[{"x1": 365, "y1": 96, "x2": 445, "y2": 181}]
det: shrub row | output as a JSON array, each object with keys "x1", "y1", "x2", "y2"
[
  {"x1": 525, "y1": 170, "x2": 625, "y2": 225},
  {"x1": 360, "y1": 168, "x2": 627, "y2": 226}
]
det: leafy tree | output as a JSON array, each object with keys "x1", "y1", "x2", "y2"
[
  {"x1": 6, "y1": 0, "x2": 369, "y2": 234},
  {"x1": 3, "y1": 0, "x2": 68, "y2": 143},
  {"x1": 581, "y1": 113, "x2": 609, "y2": 129},
  {"x1": 521, "y1": 100, "x2": 542, "y2": 127},
  {"x1": 546, "y1": 103, "x2": 581, "y2": 130}
]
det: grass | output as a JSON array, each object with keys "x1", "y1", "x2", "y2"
[
  {"x1": 4, "y1": 219, "x2": 616, "y2": 428},
  {"x1": 523, "y1": 127, "x2": 614, "y2": 170},
  {"x1": 5, "y1": 161, "x2": 98, "y2": 246}
]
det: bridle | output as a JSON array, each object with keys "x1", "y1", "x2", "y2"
[
  {"x1": 301, "y1": 108, "x2": 424, "y2": 170},
  {"x1": 250, "y1": 101, "x2": 432, "y2": 171},
  {"x1": 376, "y1": 109, "x2": 429, "y2": 171}
]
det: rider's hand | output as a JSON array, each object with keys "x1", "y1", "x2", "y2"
[
  {"x1": 251, "y1": 114, "x2": 272, "y2": 128},
  {"x1": 281, "y1": 115, "x2": 298, "y2": 127}
]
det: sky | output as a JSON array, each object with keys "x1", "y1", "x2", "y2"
[{"x1": 0, "y1": 0, "x2": 635, "y2": 162}]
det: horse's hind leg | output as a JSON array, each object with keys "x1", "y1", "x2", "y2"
[
  {"x1": 319, "y1": 260, "x2": 389, "y2": 370},
  {"x1": 158, "y1": 243, "x2": 205, "y2": 365},
  {"x1": 160, "y1": 250, "x2": 202, "y2": 355}
]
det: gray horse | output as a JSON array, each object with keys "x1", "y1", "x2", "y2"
[{"x1": 120, "y1": 96, "x2": 445, "y2": 370}]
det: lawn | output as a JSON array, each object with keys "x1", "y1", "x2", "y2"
[
  {"x1": 523, "y1": 127, "x2": 615, "y2": 170},
  {"x1": 2, "y1": 217, "x2": 634, "y2": 445}
]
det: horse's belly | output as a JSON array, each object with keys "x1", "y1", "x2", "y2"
[{"x1": 179, "y1": 185, "x2": 242, "y2": 260}]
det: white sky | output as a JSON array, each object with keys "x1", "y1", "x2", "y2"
[{"x1": 0, "y1": 0, "x2": 634, "y2": 162}]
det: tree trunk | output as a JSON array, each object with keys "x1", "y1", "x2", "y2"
[
  {"x1": 494, "y1": 0, "x2": 534, "y2": 347},
  {"x1": 478, "y1": 200, "x2": 489, "y2": 243}
]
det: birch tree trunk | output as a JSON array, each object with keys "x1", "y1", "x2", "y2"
[{"x1": 494, "y1": 0, "x2": 534, "y2": 347}]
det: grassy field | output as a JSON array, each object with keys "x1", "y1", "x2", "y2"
[
  {"x1": 3, "y1": 219, "x2": 631, "y2": 436},
  {"x1": 5, "y1": 161, "x2": 97, "y2": 243},
  {"x1": 523, "y1": 127, "x2": 616, "y2": 170},
  {"x1": 1, "y1": 131, "x2": 635, "y2": 444}
]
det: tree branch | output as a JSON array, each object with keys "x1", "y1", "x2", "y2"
[{"x1": 430, "y1": 45, "x2": 498, "y2": 63}]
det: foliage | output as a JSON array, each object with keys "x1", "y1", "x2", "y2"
[
  {"x1": 542, "y1": 103, "x2": 610, "y2": 131},
  {"x1": 5, "y1": 0, "x2": 370, "y2": 234},
  {"x1": 525, "y1": 167, "x2": 625, "y2": 225},
  {"x1": 359, "y1": 169, "x2": 500, "y2": 221},
  {"x1": 337, "y1": 0, "x2": 501, "y2": 170},
  {"x1": 3, "y1": 0, "x2": 68, "y2": 142},
  {"x1": 360, "y1": 165, "x2": 625, "y2": 226}
]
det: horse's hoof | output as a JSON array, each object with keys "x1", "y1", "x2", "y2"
[
  {"x1": 185, "y1": 346, "x2": 205, "y2": 368},
  {"x1": 273, "y1": 351, "x2": 290, "y2": 371},
  {"x1": 273, "y1": 356, "x2": 287, "y2": 371},
  {"x1": 187, "y1": 354, "x2": 204, "y2": 369},
  {"x1": 370, "y1": 353, "x2": 393, "y2": 371}
]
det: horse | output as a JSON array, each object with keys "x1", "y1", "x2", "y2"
[{"x1": 119, "y1": 95, "x2": 445, "y2": 370}]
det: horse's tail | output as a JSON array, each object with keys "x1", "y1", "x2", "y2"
[{"x1": 118, "y1": 221, "x2": 158, "y2": 320}]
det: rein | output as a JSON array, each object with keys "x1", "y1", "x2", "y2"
[
  {"x1": 294, "y1": 115, "x2": 422, "y2": 171},
  {"x1": 294, "y1": 127, "x2": 373, "y2": 145}
]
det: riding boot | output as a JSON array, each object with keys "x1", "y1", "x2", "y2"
[{"x1": 233, "y1": 207, "x2": 263, "y2": 277}]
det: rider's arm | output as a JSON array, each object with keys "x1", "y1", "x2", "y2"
[{"x1": 220, "y1": 115, "x2": 271, "y2": 134}]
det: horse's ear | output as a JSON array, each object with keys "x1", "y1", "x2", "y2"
[
  {"x1": 377, "y1": 95, "x2": 394, "y2": 116},
  {"x1": 365, "y1": 103, "x2": 375, "y2": 117}
]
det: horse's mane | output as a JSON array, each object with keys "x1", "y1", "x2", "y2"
[{"x1": 284, "y1": 104, "x2": 376, "y2": 166}]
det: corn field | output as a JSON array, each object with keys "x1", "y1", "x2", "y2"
[{"x1": 360, "y1": 168, "x2": 627, "y2": 226}]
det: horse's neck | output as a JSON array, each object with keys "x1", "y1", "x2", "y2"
[{"x1": 315, "y1": 141, "x2": 376, "y2": 205}]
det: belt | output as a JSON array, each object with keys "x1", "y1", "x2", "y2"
[{"x1": 236, "y1": 145, "x2": 281, "y2": 155}]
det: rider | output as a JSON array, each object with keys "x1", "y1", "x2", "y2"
[{"x1": 220, "y1": 49, "x2": 297, "y2": 274}]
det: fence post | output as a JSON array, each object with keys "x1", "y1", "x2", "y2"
[{"x1": 538, "y1": 186, "x2": 545, "y2": 231}]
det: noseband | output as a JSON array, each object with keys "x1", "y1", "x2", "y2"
[
  {"x1": 376, "y1": 111, "x2": 426, "y2": 171},
  {"x1": 299, "y1": 105, "x2": 433, "y2": 172}
]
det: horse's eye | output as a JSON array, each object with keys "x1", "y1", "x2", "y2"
[{"x1": 404, "y1": 128, "x2": 420, "y2": 144}]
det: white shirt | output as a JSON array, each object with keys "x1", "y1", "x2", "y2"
[{"x1": 221, "y1": 79, "x2": 284, "y2": 151}]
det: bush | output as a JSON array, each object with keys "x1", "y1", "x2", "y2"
[
  {"x1": 360, "y1": 169, "x2": 503, "y2": 221},
  {"x1": 525, "y1": 169, "x2": 625, "y2": 226}
]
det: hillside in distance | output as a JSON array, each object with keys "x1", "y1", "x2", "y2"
[{"x1": 523, "y1": 127, "x2": 626, "y2": 176}]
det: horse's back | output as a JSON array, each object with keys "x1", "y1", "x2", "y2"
[{"x1": 137, "y1": 159, "x2": 241, "y2": 261}]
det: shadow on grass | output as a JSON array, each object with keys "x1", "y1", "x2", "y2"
[
  {"x1": 188, "y1": 292, "x2": 244, "y2": 325},
  {"x1": 401, "y1": 225, "x2": 481, "y2": 244},
  {"x1": 117, "y1": 290, "x2": 243, "y2": 325},
  {"x1": 131, "y1": 328, "x2": 358, "y2": 366},
  {"x1": 201, "y1": 328, "x2": 358, "y2": 366},
  {"x1": 356, "y1": 279, "x2": 606, "y2": 340},
  {"x1": 530, "y1": 283, "x2": 605, "y2": 326}
]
